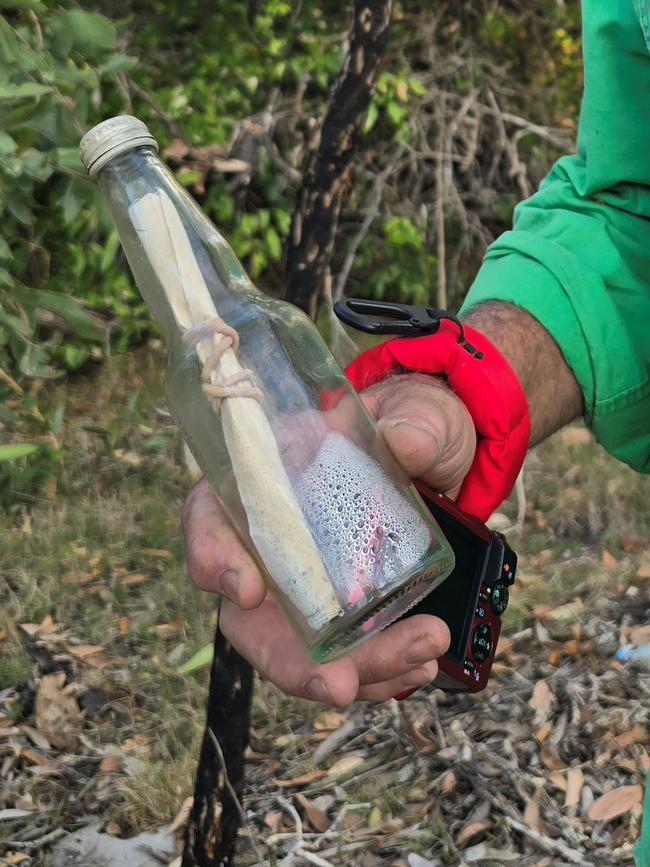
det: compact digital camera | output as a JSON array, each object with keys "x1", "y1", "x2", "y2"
[{"x1": 400, "y1": 481, "x2": 517, "y2": 693}]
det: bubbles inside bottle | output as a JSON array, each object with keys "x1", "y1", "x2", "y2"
[{"x1": 297, "y1": 432, "x2": 431, "y2": 607}]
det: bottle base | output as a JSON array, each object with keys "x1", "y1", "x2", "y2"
[{"x1": 308, "y1": 558, "x2": 452, "y2": 663}]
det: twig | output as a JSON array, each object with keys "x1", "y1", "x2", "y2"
[
  {"x1": 313, "y1": 719, "x2": 356, "y2": 765},
  {"x1": 206, "y1": 726, "x2": 264, "y2": 864},
  {"x1": 434, "y1": 92, "x2": 448, "y2": 309},
  {"x1": 7, "y1": 827, "x2": 67, "y2": 850},
  {"x1": 333, "y1": 159, "x2": 396, "y2": 302},
  {"x1": 127, "y1": 78, "x2": 188, "y2": 143},
  {"x1": 501, "y1": 814, "x2": 587, "y2": 864}
]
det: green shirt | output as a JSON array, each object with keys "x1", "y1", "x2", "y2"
[{"x1": 462, "y1": 0, "x2": 650, "y2": 473}]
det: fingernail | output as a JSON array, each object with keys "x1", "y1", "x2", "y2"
[
  {"x1": 401, "y1": 666, "x2": 435, "y2": 687},
  {"x1": 405, "y1": 636, "x2": 437, "y2": 665},
  {"x1": 220, "y1": 569, "x2": 239, "y2": 603},
  {"x1": 303, "y1": 676, "x2": 332, "y2": 704}
]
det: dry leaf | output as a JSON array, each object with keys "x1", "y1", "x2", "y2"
[
  {"x1": 141, "y1": 547, "x2": 173, "y2": 559},
  {"x1": 19, "y1": 725, "x2": 51, "y2": 750},
  {"x1": 67, "y1": 644, "x2": 105, "y2": 659},
  {"x1": 529, "y1": 680, "x2": 554, "y2": 719},
  {"x1": 274, "y1": 769, "x2": 327, "y2": 788},
  {"x1": 296, "y1": 793, "x2": 330, "y2": 832},
  {"x1": 169, "y1": 796, "x2": 194, "y2": 834},
  {"x1": 455, "y1": 819, "x2": 492, "y2": 847},
  {"x1": 535, "y1": 721, "x2": 553, "y2": 744},
  {"x1": 263, "y1": 810, "x2": 285, "y2": 833},
  {"x1": 154, "y1": 621, "x2": 182, "y2": 639},
  {"x1": 440, "y1": 771, "x2": 456, "y2": 794},
  {"x1": 104, "y1": 820, "x2": 121, "y2": 836},
  {"x1": 607, "y1": 725, "x2": 649, "y2": 751},
  {"x1": 602, "y1": 550, "x2": 618, "y2": 569},
  {"x1": 313, "y1": 711, "x2": 347, "y2": 731},
  {"x1": 2, "y1": 852, "x2": 30, "y2": 864},
  {"x1": 564, "y1": 768, "x2": 584, "y2": 808},
  {"x1": 120, "y1": 573, "x2": 150, "y2": 587},
  {"x1": 327, "y1": 754, "x2": 365, "y2": 779},
  {"x1": 99, "y1": 754, "x2": 122, "y2": 773},
  {"x1": 540, "y1": 746, "x2": 566, "y2": 771},
  {"x1": 630, "y1": 625, "x2": 650, "y2": 646},
  {"x1": 523, "y1": 793, "x2": 543, "y2": 830},
  {"x1": 117, "y1": 616, "x2": 129, "y2": 636},
  {"x1": 588, "y1": 785, "x2": 643, "y2": 822},
  {"x1": 35, "y1": 672, "x2": 82, "y2": 749},
  {"x1": 636, "y1": 562, "x2": 650, "y2": 580},
  {"x1": 548, "y1": 772, "x2": 567, "y2": 792}
]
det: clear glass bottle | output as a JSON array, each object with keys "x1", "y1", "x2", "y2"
[{"x1": 80, "y1": 116, "x2": 454, "y2": 662}]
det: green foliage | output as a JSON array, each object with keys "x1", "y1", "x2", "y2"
[
  {"x1": 0, "y1": 3, "x2": 131, "y2": 406},
  {"x1": 349, "y1": 216, "x2": 437, "y2": 306}
]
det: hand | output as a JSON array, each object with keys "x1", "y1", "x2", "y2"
[{"x1": 182, "y1": 372, "x2": 476, "y2": 706}]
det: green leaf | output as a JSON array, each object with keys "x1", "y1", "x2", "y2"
[
  {"x1": 363, "y1": 101, "x2": 379, "y2": 134},
  {"x1": 0, "y1": 82, "x2": 53, "y2": 99},
  {"x1": 0, "y1": 443, "x2": 38, "y2": 461},
  {"x1": 177, "y1": 643, "x2": 213, "y2": 674},
  {"x1": 49, "y1": 403, "x2": 65, "y2": 436},
  {"x1": 0, "y1": 130, "x2": 16, "y2": 155},
  {"x1": 265, "y1": 226, "x2": 281, "y2": 261},
  {"x1": 0, "y1": 0, "x2": 44, "y2": 10},
  {"x1": 55, "y1": 10, "x2": 117, "y2": 54},
  {"x1": 11, "y1": 284, "x2": 105, "y2": 342},
  {"x1": 100, "y1": 53, "x2": 137, "y2": 76},
  {"x1": 0, "y1": 233, "x2": 11, "y2": 261}
]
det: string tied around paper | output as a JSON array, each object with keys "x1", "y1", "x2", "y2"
[{"x1": 183, "y1": 317, "x2": 263, "y2": 413}]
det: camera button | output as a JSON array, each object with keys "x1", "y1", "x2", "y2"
[
  {"x1": 479, "y1": 590, "x2": 489, "y2": 602},
  {"x1": 475, "y1": 606, "x2": 486, "y2": 619},
  {"x1": 472, "y1": 623, "x2": 492, "y2": 663},
  {"x1": 491, "y1": 582, "x2": 510, "y2": 615}
]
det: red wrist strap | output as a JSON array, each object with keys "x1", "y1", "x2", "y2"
[{"x1": 344, "y1": 321, "x2": 531, "y2": 521}]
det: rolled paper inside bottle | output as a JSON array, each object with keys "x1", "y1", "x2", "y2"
[{"x1": 129, "y1": 190, "x2": 343, "y2": 630}]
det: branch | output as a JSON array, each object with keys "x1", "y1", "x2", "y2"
[{"x1": 285, "y1": 0, "x2": 394, "y2": 319}]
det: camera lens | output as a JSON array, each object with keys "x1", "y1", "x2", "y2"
[{"x1": 491, "y1": 582, "x2": 509, "y2": 615}]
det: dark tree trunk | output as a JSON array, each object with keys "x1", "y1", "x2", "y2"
[
  {"x1": 183, "y1": 4, "x2": 392, "y2": 864},
  {"x1": 181, "y1": 623, "x2": 253, "y2": 867},
  {"x1": 285, "y1": 0, "x2": 394, "y2": 318}
]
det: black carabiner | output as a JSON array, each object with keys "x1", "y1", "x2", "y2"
[{"x1": 333, "y1": 297, "x2": 484, "y2": 358}]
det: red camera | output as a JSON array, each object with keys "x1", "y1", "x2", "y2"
[{"x1": 398, "y1": 481, "x2": 517, "y2": 694}]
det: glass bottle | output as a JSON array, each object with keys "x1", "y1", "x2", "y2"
[{"x1": 79, "y1": 116, "x2": 454, "y2": 662}]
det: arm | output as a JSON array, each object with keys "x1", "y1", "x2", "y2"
[{"x1": 462, "y1": 0, "x2": 650, "y2": 472}]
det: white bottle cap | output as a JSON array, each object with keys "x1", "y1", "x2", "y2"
[{"x1": 79, "y1": 115, "x2": 158, "y2": 179}]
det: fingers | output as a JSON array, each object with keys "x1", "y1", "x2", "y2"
[
  {"x1": 360, "y1": 373, "x2": 476, "y2": 499},
  {"x1": 219, "y1": 597, "x2": 360, "y2": 707},
  {"x1": 220, "y1": 600, "x2": 450, "y2": 707},
  {"x1": 182, "y1": 478, "x2": 266, "y2": 609}
]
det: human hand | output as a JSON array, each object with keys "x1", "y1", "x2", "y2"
[{"x1": 182, "y1": 372, "x2": 476, "y2": 705}]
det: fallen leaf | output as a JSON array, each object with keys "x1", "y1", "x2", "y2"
[
  {"x1": 440, "y1": 770, "x2": 456, "y2": 795},
  {"x1": 2, "y1": 851, "x2": 30, "y2": 863},
  {"x1": 327, "y1": 754, "x2": 365, "y2": 779},
  {"x1": 540, "y1": 746, "x2": 566, "y2": 771},
  {"x1": 67, "y1": 644, "x2": 105, "y2": 659},
  {"x1": 120, "y1": 573, "x2": 150, "y2": 587},
  {"x1": 367, "y1": 804, "x2": 383, "y2": 828},
  {"x1": 630, "y1": 625, "x2": 650, "y2": 646},
  {"x1": 455, "y1": 819, "x2": 492, "y2": 847},
  {"x1": 153, "y1": 621, "x2": 182, "y2": 639},
  {"x1": 19, "y1": 725, "x2": 50, "y2": 750},
  {"x1": 274, "y1": 769, "x2": 327, "y2": 788},
  {"x1": 313, "y1": 711, "x2": 348, "y2": 731},
  {"x1": 564, "y1": 768, "x2": 584, "y2": 808},
  {"x1": 548, "y1": 772, "x2": 567, "y2": 792},
  {"x1": 529, "y1": 680, "x2": 554, "y2": 719},
  {"x1": 523, "y1": 793, "x2": 543, "y2": 831},
  {"x1": 104, "y1": 820, "x2": 121, "y2": 836},
  {"x1": 35, "y1": 672, "x2": 82, "y2": 749},
  {"x1": 141, "y1": 547, "x2": 173, "y2": 560},
  {"x1": 117, "y1": 616, "x2": 129, "y2": 636},
  {"x1": 588, "y1": 785, "x2": 643, "y2": 822},
  {"x1": 602, "y1": 550, "x2": 618, "y2": 569},
  {"x1": 99, "y1": 754, "x2": 122, "y2": 773},
  {"x1": 636, "y1": 562, "x2": 650, "y2": 580},
  {"x1": 296, "y1": 793, "x2": 330, "y2": 832},
  {"x1": 606, "y1": 725, "x2": 649, "y2": 751},
  {"x1": 263, "y1": 810, "x2": 285, "y2": 833}
]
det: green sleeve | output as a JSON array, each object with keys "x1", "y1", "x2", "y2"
[{"x1": 461, "y1": 0, "x2": 650, "y2": 473}]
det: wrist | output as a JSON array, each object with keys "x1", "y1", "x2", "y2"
[{"x1": 462, "y1": 301, "x2": 583, "y2": 445}]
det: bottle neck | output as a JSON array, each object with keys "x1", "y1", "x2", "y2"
[{"x1": 96, "y1": 147, "x2": 255, "y2": 347}]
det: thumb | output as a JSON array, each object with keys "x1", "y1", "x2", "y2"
[{"x1": 360, "y1": 373, "x2": 476, "y2": 499}]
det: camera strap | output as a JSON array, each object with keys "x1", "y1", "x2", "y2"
[{"x1": 338, "y1": 299, "x2": 531, "y2": 521}]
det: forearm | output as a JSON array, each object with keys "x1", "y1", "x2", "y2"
[{"x1": 462, "y1": 301, "x2": 584, "y2": 446}]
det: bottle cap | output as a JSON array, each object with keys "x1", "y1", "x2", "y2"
[{"x1": 80, "y1": 115, "x2": 159, "y2": 179}]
